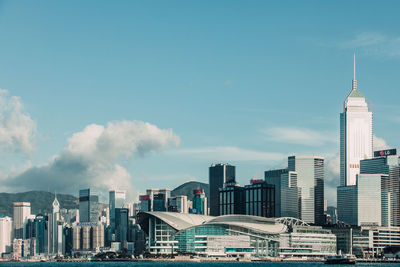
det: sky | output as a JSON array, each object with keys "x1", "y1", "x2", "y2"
[{"x1": 0, "y1": 0, "x2": 399, "y2": 205}]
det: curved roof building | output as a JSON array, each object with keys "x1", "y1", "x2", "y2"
[{"x1": 137, "y1": 211, "x2": 287, "y2": 257}]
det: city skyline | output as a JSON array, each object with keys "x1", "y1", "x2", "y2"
[{"x1": 1, "y1": 1, "x2": 400, "y2": 206}]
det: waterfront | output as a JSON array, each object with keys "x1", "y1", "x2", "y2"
[{"x1": 0, "y1": 262, "x2": 398, "y2": 267}]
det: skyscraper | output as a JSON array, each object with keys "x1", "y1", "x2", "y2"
[
  {"x1": 209, "y1": 163, "x2": 236, "y2": 216},
  {"x1": 360, "y1": 149, "x2": 400, "y2": 226},
  {"x1": 0, "y1": 216, "x2": 13, "y2": 255},
  {"x1": 79, "y1": 189, "x2": 99, "y2": 223},
  {"x1": 109, "y1": 190, "x2": 126, "y2": 231},
  {"x1": 13, "y1": 202, "x2": 31, "y2": 239},
  {"x1": 288, "y1": 155, "x2": 324, "y2": 225},
  {"x1": 340, "y1": 55, "x2": 373, "y2": 187}
]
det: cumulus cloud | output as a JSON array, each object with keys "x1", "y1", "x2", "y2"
[
  {"x1": 0, "y1": 89, "x2": 36, "y2": 154},
  {"x1": 263, "y1": 127, "x2": 337, "y2": 146},
  {"x1": 373, "y1": 135, "x2": 390, "y2": 151},
  {"x1": 324, "y1": 153, "x2": 340, "y2": 206},
  {"x1": 172, "y1": 146, "x2": 286, "y2": 162},
  {"x1": 3, "y1": 121, "x2": 180, "y2": 200}
]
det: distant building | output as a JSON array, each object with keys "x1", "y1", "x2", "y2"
[
  {"x1": 13, "y1": 202, "x2": 31, "y2": 239},
  {"x1": 244, "y1": 179, "x2": 275, "y2": 218},
  {"x1": 109, "y1": 190, "x2": 126, "y2": 232},
  {"x1": 338, "y1": 57, "x2": 373, "y2": 225},
  {"x1": 139, "y1": 189, "x2": 171, "y2": 212},
  {"x1": 168, "y1": 195, "x2": 188, "y2": 213},
  {"x1": 209, "y1": 163, "x2": 236, "y2": 216},
  {"x1": 360, "y1": 149, "x2": 400, "y2": 227},
  {"x1": 192, "y1": 189, "x2": 207, "y2": 215},
  {"x1": 79, "y1": 189, "x2": 99, "y2": 223},
  {"x1": 340, "y1": 56, "x2": 373, "y2": 187},
  {"x1": 326, "y1": 206, "x2": 337, "y2": 225},
  {"x1": 219, "y1": 184, "x2": 244, "y2": 215},
  {"x1": 288, "y1": 156, "x2": 324, "y2": 225},
  {"x1": 265, "y1": 168, "x2": 300, "y2": 219},
  {"x1": 115, "y1": 208, "x2": 129, "y2": 242},
  {"x1": 0, "y1": 216, "x2": 13, "y2": 256}
]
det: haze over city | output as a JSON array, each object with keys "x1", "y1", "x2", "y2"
[{"x1": 1, "y1": 0, "x2": 400, "y2": 207}]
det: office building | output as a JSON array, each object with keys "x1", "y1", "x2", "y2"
[
  {"x1": 244, "y1": 179, "x2": 275, "y2": 218},
  {"x1": 338, "y1": 173, "x2": 386, "y2": 226},
  {"x1": 13, "y1": 202, "x2": 31, "y2": 239},
  {"x1": 79, "y1": 189, "x2": 99, "y2": 223},
  {"x1": 265, "y1": 168, "x2": 300, "y2": 218},
  {"x1": 109, "y1": 190, "x2": 126, "y2": 231},
  {"x1": 168, "y1": 195, "x2": 188, "y2": 213},
  {"x1": 219, "y1": 184, "x2": 245, "y2": 215},
  {"x1": 34, "y1": 214, "x2": 48, "y2": 255},
  {"x1": 288, "y1": 156, "x2": 324, "y2": 225},
  {"x1": 340, "y1": 56, "x2": 373, "y2": 187},
  {"x1": 139, "y1": 189, "x2": 171, "y2": 212},
  {"x1": 0, "y1": 216, "x2": 13, "y2": 256},
  {"x1": 360, "y1": 149, "x2": 400, "y2": 226},
  {"x1": 209, "y1": 163, "x2": 236, "y2": 216},
  {"x1": 115, "y1": 208, "x2": 129, "y2": 242},
  {"x1": 192, "y1": 189, "x2": 207, "y2": 215}
]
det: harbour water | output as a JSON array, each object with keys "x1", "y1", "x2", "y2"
[{"x1": 0, "y1": 262, "x2": 396, "y2": 267}]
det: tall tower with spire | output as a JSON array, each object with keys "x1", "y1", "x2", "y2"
[{"x1": 339, "y1": 55, "x2": 373, "y2": 186}]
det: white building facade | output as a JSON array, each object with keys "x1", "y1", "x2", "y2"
[
  {"x1": 340, "y1": 57, "x2": 373, "y2": 187},
  {"x1": 0, "y1": 216, "x2": 13, "y2": 256}
]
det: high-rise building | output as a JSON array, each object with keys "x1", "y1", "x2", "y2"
[
  {"x1": 79, "y1": 189, "x2": 99, "y2": 223},
  {"x1": 168, "y1": 195, "x2": 188, "y2": 213},
  {"x1": 209, "y1": 163, "x2": 236, "y2": 216},
  {"x1": 109, "y1": 190, "x2": 126, "y2": 231},
  {"x1": 139, "y1": 189, "x2": 171, "y2": 212},
  {"x1": 265, "y1": 168, "x2": 300, "y2": 218},
  {"x1": 360, "y1": 149, "x2": 400, "y2": 227},
  {"x1": 48, "y1": 195, "x2": 63, "y2": 255},
  {"x1": 219, "y1": 184, "x2": 245, "y2": 215},
  {"x1": 33, "y1": 214, "x2": 48, "y2": 255},
  {"x1": 13, "y1": 202, "x2": 31, "y2": 239},
  {"x1": 288, "y1": 155, "x2": 324, "y2": 225},
  {"x1": 192, "y1": 189, "x2": 207, "y2": 215},
  {"x1": 340, "y1": 56, "x2": 373, "y2": 187},
  {"x1": 338, "y1": 173, "x2": 386, "y2": 226},
  {"x1": 115, "y1": 208, "x2": 129, "y2": 242},
  {"x1": 244, "y1": 179, "x2": 275, "y2": 218},
  {"x1": 0, "y1": 216, "x2": 13, "y2": 256}
]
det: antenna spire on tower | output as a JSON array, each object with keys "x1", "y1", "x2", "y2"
[{"x1": 352, "y1": 54, "x2": 357, "y2": 91}]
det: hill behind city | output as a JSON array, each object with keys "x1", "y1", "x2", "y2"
[{"x1": 0, "y1": 191, "x2": 78, "y2": 217}]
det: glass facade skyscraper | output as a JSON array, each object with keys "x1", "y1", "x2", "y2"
[
  {"x1": 109, "y1": 190, "x2": 126, "y2": 231},
  {"x1": 265, "y1": 168, "x2": 300, "y2": 219},
  {"x1": 360, "y1": 151, "x2": 400, "y2": 226},
  {"x1": 79, "y1": 189, "x2": 99, "y2": 223},
  {"x1": 288, "y1": 156, "x2": 324, "y2": 225},
  {"x1": 209, "y1": 163, "x2": 236, "y2": 216}
]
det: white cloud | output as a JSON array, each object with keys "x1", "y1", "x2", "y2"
[
  {"x1": 263, "y1": 127, "x2": 337, "y2": 146},
  {"x1": 4, "y1": 120, "x2": 180, "y2": 200},
  {"x1": 172, "y1": 146, "x2": 285, "y2": 162},
  {"x1": 339, "y1": 32, "x2": 400, "y2": 58},
  {"x1": 373, "y1": 135, "x2": 390, "y2": 151},
  {"x1": 0, "y1": 89, "x2": 36, "y2": 154}
]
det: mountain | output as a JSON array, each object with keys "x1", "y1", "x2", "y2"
[
  {"x1": 0, "y1": 191, "x2": 78, "y2": 217},
  {"x1": 171, "y1": 181, "x2": 209, "y2": 202}
]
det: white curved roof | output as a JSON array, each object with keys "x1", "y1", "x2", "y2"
[
  {"x1": 138, "y1": 212, "x2": 287, "y2": 235},
  {"x1": 138, "y1": 211, "x2": 213, "y2": 230}
]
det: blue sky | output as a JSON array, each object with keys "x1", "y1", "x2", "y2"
[{"x1": 0, "y1": 0, "x2": 399, "y2": 205}]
